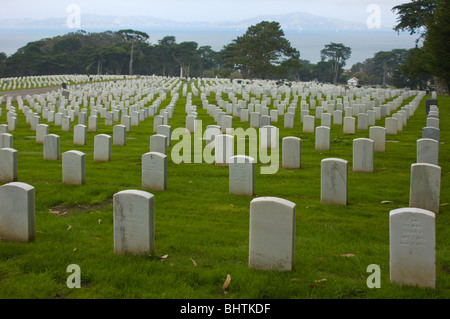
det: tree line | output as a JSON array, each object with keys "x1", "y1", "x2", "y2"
[{"x1": 0, "y1": 0, "x2": 448, "y2": 93}]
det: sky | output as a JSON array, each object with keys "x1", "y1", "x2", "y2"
[{"x1": 0, "y1": 0, "x2": 406, "y2": 27}]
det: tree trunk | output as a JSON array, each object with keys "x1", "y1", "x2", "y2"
[
  {"x1": 129, "y1": 41, "x2": 134, "y2": 76},
  {"x1": 434, "y1": 76, "x2": 449, "y2": 95}
]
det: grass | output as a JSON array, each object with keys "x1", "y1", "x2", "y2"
[{"x1": 0, "y1": 81, "x2": 449, "y2": 300}]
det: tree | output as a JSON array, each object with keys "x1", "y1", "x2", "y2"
[
  {"x1": 422, "y1": 0, "x2": 450, "y2": 93},
  {"x1": 118, "y1": 29, "x2": 149, "y2": 75},
  {"x1": 392, "y1": 0, "x2": 436, "y2": 40},
  {"x1": 392, "y1": 0, "x2": 449, "y2": 94},
  {"x1": 320, "y1": 42, "x2": 352, "y2": 84},
  {"x1": 172, "y1": 41, "x2": 200, "y2": 78},
  {"x1": 155, "y1": 36, "x2": 177, "y2": 76},
  {"x1": 221, "y1": 21, "x2": 300, "y2": 80}
]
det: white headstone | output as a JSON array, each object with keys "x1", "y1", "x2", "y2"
[
  {"x1": 249, "y1": 197, "x2": 296, "y2": 271},
  {"x1": 409, "y1": 163, "x2": 441, "y2": 214},
  {"x1": 282, "y1": 137, "x2": 301, "y2": 169},
  {"x1": 113, "y1": 190, "x2": 155, "y2": 255},
  {"x1": 343, "y1": 117, "x2": 355, "y2": 135},
  {"x1": 315, "y1": 126, "x2": 330, "y2": 151},
  {"x1": 352, "y1": 138, "x2": 374, "y2": 173},
  {"x1": 94, "y1": 134, "x2": 111, "y2": 162},
  {"x1": 0, "y1": 133, "x2": 13, "y2": 149},
  {"x1": 215, "y1": 134, "x2": 234, "y2": 166},
  {"x1": 417, "y1": 138, "x2": 439, "y2": 166},
  {"x1": 36, "y1": 124, "x2": 49, "y2": 144},
  {"x1": 385, "y1": 118, "x2": 398, "y2": 135},
  {"x1": 369, "y1": 126, "x2": 386, "y2": 152},
  {"x1": 73, "y1": 124, "x2": 87, "y2": 146},
  {"x1": 284, "y1": 112, "x2": 295, "y2": 129},
  {"x1": 0, "y1": 182, "x2": 35, "y2": 242},
  {"x1": 62, "y1": 150, "x2": 86, "y2": 185},
  {"x1": 303, "y1": 115, "x2": 315, "y2": 133},
  {"x1": 43, "y1": 134, "x2": 60, "y2": 160},
  {"x1": 113, "y1": 124, "x2": 126, "y2": 146},
  {"x1": 229, "y1": 155, "x2": 255, "y2": 196},
  {"x1": 321, "y1": 158, "x2": 348, "y2": 205},
  {"x1": 142, "y1": 152, "x2": 167, "y2": 191},
  {"x1": 88, "y1": 115, "x2": 98, "y2": 132},
  {"x1": 157, "y1": 125, "x2": 172, "y2": 147},
  {"x1": 390, "y1": 207, "x2": 435, "y2": 289},
  {"x1": 150, "y1": 134, "x2": 168, "y2": 155},
  {"x1": 0, "y1": 148, "x2": 18, "y2": 183}
]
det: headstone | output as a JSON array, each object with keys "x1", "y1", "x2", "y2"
[
  {"x1": 121, "y1": 115, "x2": 131, "y2": 132},
  {"x1": 426, "y1": 117, "x2": 439, "y2": 129},
  {"x1": 113, "y1": 124, "x2": 126, "y2": 146},
  {"x1": 205, "y1": 125, "x2": 221, "y2": 148},
  {"x1": 150, "y1": 134, "x2": 168, "y2": 155},
  {"x1": 315, "y1": 126, "x2": 330, "y2": 151},
  {"x1": 249, "y1": 197, "x2": 296, "y2": 271},
  {"x1": 369, "y1": 126, "x2": 386, "y2": 152},
  {"x1": 157, "y1": 125, "x2": 172, "y2": 147},
  {"x1": 385, "y1": 118, "x2": 398, "y2": 135},
  {"x1": 73, "y1": 124, "x2": 87, "y2": 146},
  {"x1": 215, "y1": 134, "x2": 234, "y2": 166},
  {"x1": 62, "y1": 150, "x2": 86, "y2": 185},
  {"x1": 393, "y1": 113, "x2": 403, "y2": 131},
  {"x1": 321, "y1": 158, "x2": 348, "y2": 205},
  {"x1": 390, "y1": 207, "x2": 435, "y2": 289},
  {"x1": 333, "y1": 110, "x2": 343, "y2": 125},
  {"x1": 113, "y1": 190, "x2": 155, "y2": 255},
  {"x1": 61, "y1": 116, "x2": 71, "y2": 132},
  {"x1": 153, "y1": 115, "x2": 163, "y2": 133},
  {"x1": 282, "y1": 137, "x2": 301, "y2": 169},
  {"x1": 343, "y1": 117, "x2": 355, "y2": 135},
  {"x1": 259, "y1": 125, "x2": 278, "y2": 150},
  {"x1": 0, "y1": 124, "x2": 8, "y2": 134},
  {"x1": 94, "y1": 134, "x2": 111, "y2": 162},
  {"x1": 43, "y1": 134, "x2": 60, "y2": 160},
  {"x1": 417, "y1": 138, "x2": 439, "y2": 166},
  {"x1": 0, "y1": 148, "x2": 18, "y2": 183},
  {"x1": 229, "y1": 155, "x2": 255, "y2": 196},
  {"x1": 409, "y1": 163, "x2": 441, "y2": 214},
  {"x1": 0, "y1": 182, "x2": 35, "y2": 242},
  {"x1": 186, "y1": 115, "x2": 197, "y2": 134},
  {"x1": 36, "y1": 124, "x2": 49, "y2": 144},
  {"x1": 88, "y1": 115, "x2": 98, "y2": 132},
  {"x1": 352, "y1": 138, "x2": 374, "y2": 173},
  {"x1": 422, "y1": 127, "x2": 440, "y2": 142},
  {"x1": 221, "y1": 115, "x2": 233, "y2": 134},
  {"x1": 142, "y1": 152, "x2": 167, "y2": 191},
  {"x1": 0, "y1": 133, "x2": 13, "y2": 148},
  {"x1": 250, "y1": 112, "x2": 260, "y2": 128},
  {"x1": 284, "y1": 112, "x2": 295, "y2": 129},
  {"x1": 321, "y1": 113, "x2": 331, "y2": 128},
  {"x1": 357, "y1": 113, "x2": 368, "y2": 131},
  {"x1": 303, "y1": 115, "x2": 315, "y2": 133}
]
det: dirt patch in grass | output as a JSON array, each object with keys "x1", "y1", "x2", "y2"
[{"x1": 49, "y1": 198, "x2": 113, "y2": 217}]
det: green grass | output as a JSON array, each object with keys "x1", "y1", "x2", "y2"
[{"x1": 0, "y1": 82, "x2": 449, "y2": 299}]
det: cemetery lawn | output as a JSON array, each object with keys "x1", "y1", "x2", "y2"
[{"x1": 0, "y1": 87, "x2": 448, "y2": 299}]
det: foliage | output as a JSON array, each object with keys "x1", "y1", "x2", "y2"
[
  {"x1": 392, "y1": 0, "x2": 449, "y2": 94},
  {"x1": 320, "y1": 43, "x2": 352, "y2": 84},
  {"x1": 221, "y1": 21, "x2": 300, "y2": 80}
]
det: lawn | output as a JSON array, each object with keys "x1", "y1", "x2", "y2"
[{"x1": 0, "y1": 79, "x2": 448, "y2": 300}]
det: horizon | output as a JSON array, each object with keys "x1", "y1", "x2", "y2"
[{"x1": 0, "y1": 0, "x2": 405, "y2": 26}]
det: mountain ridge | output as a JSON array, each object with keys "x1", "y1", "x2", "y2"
[{"x1": 0, "y1": 11, "x2": 391, "y2": 31}]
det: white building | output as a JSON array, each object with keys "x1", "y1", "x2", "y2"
[{"x1": 347, "y1": 77, "x2": 359, "y2": 86}]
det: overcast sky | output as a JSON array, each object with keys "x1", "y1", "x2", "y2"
[{"x1": 0, "y1": 0, "x2": 406, "y2": 27}]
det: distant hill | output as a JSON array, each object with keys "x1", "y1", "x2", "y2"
[{"x1": 0, "y1": 12, "x2": 390, "y2": 31}]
